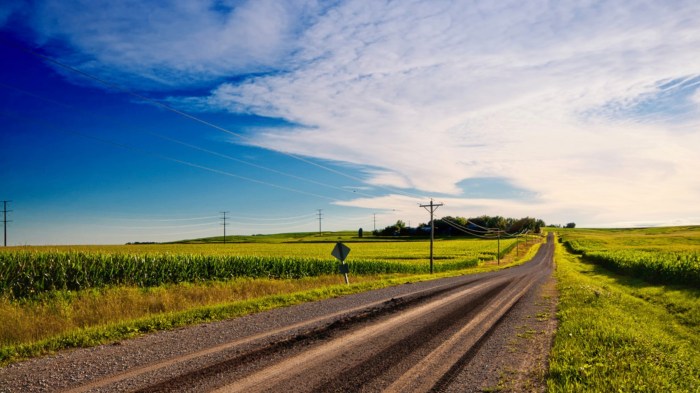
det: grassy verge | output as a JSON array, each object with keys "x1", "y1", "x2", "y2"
[
  {"x1": 548, "y1": 239, "x2": 700, "y2": 392},
  {"x1": 0, "y1": 241, "x2": 542, "y2": 366}
]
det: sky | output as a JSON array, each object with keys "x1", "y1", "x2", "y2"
[{"x1": 1, "y1": 0, "x2": 700, "y2": 245}]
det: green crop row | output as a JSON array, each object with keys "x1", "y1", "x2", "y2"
[
  {"x1": 583, "y1": 250, "x2": 700, "y2": 287},
  {"x1": 0, "y1": 251, "x2": 479, "y2": 299},
  {"x1": 558, "y1": 227, "x2": 700, "y2": 287}
]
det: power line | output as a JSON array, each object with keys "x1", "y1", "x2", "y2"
[
  {"x1": 0, "y1": 82, "x2": 380, "y2": 201},
  {"x1": 440, "y1": 218, "x2": 493, "y2": 238},
  {"x1": 108, "y1": 215, "x2": 220, "y2": 222},
  {"x1": 1, "y1": 40, "x2": 428, "y2": 201},
  {"x1": 225, "y1": 213, "x2": 315, "y2": 221},
  {"x1": 0, "y1": 109, "x2": 341, "y2": 202},
  {"x1": 98, "y1": 221, "x2": 219, "y2": 230},
  {"x1": 2, "y1": 201, "x2": 11, "y2": 247},
  {"x1": 148, "y1": 131, "x2": 380, "y2": 199}
]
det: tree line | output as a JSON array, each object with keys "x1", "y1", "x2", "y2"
[{"x1": 373, "y1": 215, "x2": 547, "y2": 237}]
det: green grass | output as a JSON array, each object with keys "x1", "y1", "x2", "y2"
[
  {"x1": 558, "y1": 226, "x2": 700, "y2": 287},
  {"x1": 548, "y1": 238, "x2": 700, "y2": 392},
  {"x1": 557, "y1": 225, "x2": 700, "y2": 253}
]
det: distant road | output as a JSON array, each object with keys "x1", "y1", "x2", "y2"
[{"x1": 0, "y1": 234, "x2": 555, "y2": 393}]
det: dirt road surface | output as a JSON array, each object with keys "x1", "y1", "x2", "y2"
[{"x1": 0, "y1": 234, "x2": 556, "y2": 392}]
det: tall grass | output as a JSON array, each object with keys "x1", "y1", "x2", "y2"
[{"x1": 584, "y1": 250, "x2": 699, "y2": 287}]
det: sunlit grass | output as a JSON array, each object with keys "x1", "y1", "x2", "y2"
[{"x1": 548, "y1": 238, "x2": 700, "y2": 392}]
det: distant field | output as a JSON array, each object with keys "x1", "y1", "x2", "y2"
[{"x1": 557, "y1": 226, "x2": 700, "y2": 286}]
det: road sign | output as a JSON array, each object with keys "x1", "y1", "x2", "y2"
[
  {"x1": 331, "y1": 242, "x2": 351, "y2": 262},
  {"x1": 331, "y1": 242, "x2": 351, "y2": 285}
]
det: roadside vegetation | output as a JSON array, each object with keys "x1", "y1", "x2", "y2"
[
  {"x1": 0, "y1": 233, "x2": 541, "y2": 365},
  {"x1": 549, "y1": 228, "x2": 700, "y2": 392},
  {"x1": 559, "y1": 226, "x2": 700, "y2": 287}
]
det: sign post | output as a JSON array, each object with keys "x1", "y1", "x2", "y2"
[{"x1": 331, "y1": 242, "x2": 351, "y2": 284}]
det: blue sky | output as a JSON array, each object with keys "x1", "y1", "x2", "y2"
[{"x1": 2, "y1": 0, "x2": 700, "y2": 245}]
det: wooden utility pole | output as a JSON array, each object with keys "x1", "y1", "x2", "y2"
[
  {"x1": 489, "y1": 228, "x2": 504, "y2": 265},
  {"x1": 420, "y1": 199, "x2": 443, "y2": 274}
]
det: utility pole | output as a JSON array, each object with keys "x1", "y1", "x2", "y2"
[
  {"x1": 317, "y1": 209, "x2": 323, "y2": 236},
  {"x1": 220, "y1": 211, "x2": 229, "y2": 244},
  {"x1": 488, "y1": 228, "x2": 504, "y2": 265},
  {"x1": 2, "y1": 201, "x2": 11, "y2": 247},
  {"x1": 373, "y1": 213, "x2": 376, "y2": 232},
  {"x1": 420, "y1": 199, "x2": 443, "y2": 274},
  {"x1": 496, "y1": 230, "x2": 503, "y2": 265}
]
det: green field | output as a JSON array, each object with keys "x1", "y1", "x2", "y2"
[
  {"x1": 0, "y1": 235, "x2": 524, "y2": 299},
  {"x1": 549, "y1": 227, "x2": 700, "y2": 392},
  {"x1": 557, "y1": 226, "x2": 700, "y2": 286}
]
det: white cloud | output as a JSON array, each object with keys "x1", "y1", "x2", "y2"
[
  {"x1": 203, "y1": 0, "x2": 700, "y2": 226},
  {"x1": 29, "y1": 0, "x2": 321, "y2": 88},
  {"x1": 19, "y1": 0, "x2": 700, "y2": 226}
]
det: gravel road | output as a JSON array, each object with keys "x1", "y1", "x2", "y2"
[{"x1": 0, "y1": 234, "x2": 555, "y2": 392}]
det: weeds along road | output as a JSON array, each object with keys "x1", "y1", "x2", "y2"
[{"x1": 0, "y1": 234, "x2": 555, "y2": 393}]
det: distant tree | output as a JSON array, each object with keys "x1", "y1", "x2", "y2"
[
  {"x1": 565, "y1": 222, "x2": 576, "y2": 228},
  {"x1": 378, "y1": 220, "x2": 409, "y2": 236}
]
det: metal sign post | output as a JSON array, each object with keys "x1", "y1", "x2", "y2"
[{"x1": 331, "y1": 242, "x2": 351, "y2": 284}]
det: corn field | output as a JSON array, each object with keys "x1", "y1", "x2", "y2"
[
  {"x1": 582, "y1": 250, "x2": 699, "y2": 286},
  {"x1": 559, "y1": 227, "x2": 700, "y2": 286},
  {"x1": 0, "y1": 251, "x2": 479, "y2": 299}
]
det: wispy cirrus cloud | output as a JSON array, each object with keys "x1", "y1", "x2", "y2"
[
  {"x1": 194, "y1": 1, "x2": 700, "y2": 221},
  {"x1": 21, "y1": 0, "x2": 323, "y2": 88},
  {"x1": 6, "y1": 0, "x2": 700, "y2": 227}
]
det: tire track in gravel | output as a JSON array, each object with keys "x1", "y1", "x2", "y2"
[
  {"x1": 140, "y1": 234, "x2": 554, "y2": 392},
  {"x1": 64, "y1": 274, "x2": 490, "y2": 393}
]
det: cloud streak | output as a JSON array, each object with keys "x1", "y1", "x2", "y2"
[
  {"x1": 193, "y1": 0, "x2": 700, "y2": 225},
  {"x1": 25, "y1": 0, "x2": 322, "y2": 88}
]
